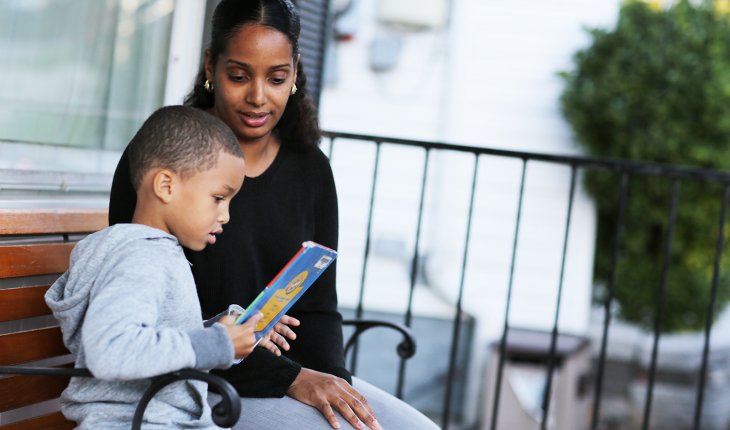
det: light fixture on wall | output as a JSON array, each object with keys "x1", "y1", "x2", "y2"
[{"x1": 377, "y1": 0, "x2": 449, "y2": 30}]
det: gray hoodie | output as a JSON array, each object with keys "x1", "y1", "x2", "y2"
[{"x1": 45, "y1": 224, "x2": 235, "y2": 429}]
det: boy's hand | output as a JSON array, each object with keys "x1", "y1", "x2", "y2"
[
  {"x1": 219, "y1": 313, "x2": 263, "y2": 359},
  {"x1": 258, "y1": 314, "x2": 300, "y2": 356}
]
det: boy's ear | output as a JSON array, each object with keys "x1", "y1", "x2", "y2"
[{"x1": 152, "y1": 169, "x2": 175, "y2": 203}]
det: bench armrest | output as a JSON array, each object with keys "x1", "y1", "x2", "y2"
[
  {"x1": 0, "y1": 366, "x2": 240, "y2": 430},
  {"x1": 131, "y1": 368, "x2": 240, "y2": 430},
  {"x1": 342, "y1": 319, "x2": 417, "y2": 360}
]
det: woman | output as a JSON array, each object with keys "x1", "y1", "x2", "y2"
[{"x1": 109, "y1": 1, "x2": 439, "y2": 429}]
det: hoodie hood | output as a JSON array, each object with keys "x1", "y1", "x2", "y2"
[{"x1": 45, "y1": 224, "x2": 177, "y2": 353}]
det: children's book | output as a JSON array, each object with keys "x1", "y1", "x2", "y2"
[{"x1": 235, "y1": 241, "x2": 337, "y2": 340}]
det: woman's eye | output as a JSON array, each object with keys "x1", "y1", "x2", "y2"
[
  {"x1": 214, "y1": 196, "x2": 225, "y2": 202},
  {"x1": 229, "y1": 74, "x2": 247, "y2": 82},
  {"x1": 271, "y1": 77, "x2": 287, "y2": 85}
]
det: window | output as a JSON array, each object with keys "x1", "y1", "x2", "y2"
[{"x1": 0, "y1": 0, "x2": 174, "y2": 150}]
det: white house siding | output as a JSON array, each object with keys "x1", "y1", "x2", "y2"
[
  {"x1": 322, "y1": 0, "x2": 619, "y2": 331},
  {"x1": 425, "y1": 0, "x2": 620, "y2": 335},
  {"x1": 321, "y1": 0, "x2": 619, "y2": 421}
]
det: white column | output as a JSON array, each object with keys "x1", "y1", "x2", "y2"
[{"x1": 164, "y1": 0, "x2": 207, "y2": 105}]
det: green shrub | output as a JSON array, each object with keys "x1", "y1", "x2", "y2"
[{"x1": 560, "y1": 0, "x2": 730, "y2": 332}]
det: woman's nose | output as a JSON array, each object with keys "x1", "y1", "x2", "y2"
[{"x1": 245, "y1": 80, "x2": 266, "y2": 107}]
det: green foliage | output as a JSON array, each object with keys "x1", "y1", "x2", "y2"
[{"x1": 560, "y1": 0, "x2": 730, "y2": 332}]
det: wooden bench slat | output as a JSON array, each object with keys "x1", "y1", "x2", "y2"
[
  {"x1": 0, "y1": 286, "x2": 51, "y2": 323},
  {"x1": 0, "y1": 209, "x2": 107, "y2": 235},
  {"x1": 0, "y1": 243, "x2": 74, "y2": 279},
  {"x1": 0, "y1": 208, "x2": 106, "y2": 429},
  {"x1": 0, "y1": 327, "x2": 69, "y2": 366},
  {"x1": 0, "y1": 374, "x2": 70, "y2": 413},
  {"x1": 0, "y1": 411, "x2": 73, "y2": 430}
]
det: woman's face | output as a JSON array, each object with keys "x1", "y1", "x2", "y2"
[{"x1": 206, "y1": 24, "x2": 297, "y2": 145}]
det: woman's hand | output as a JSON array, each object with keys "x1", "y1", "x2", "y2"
[
  {"x1": 258, "y1": 314, "x2": 300, "y2": 356},
  {"x1": 286, "y1": 368, "x2": 381, "y2": 430}
]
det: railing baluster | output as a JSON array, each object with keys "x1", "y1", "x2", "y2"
[
  {"x1": 396, "y1": 148, "x2": 431, "y2": 399},
  {"x1": 349, "y1": 141, "x2": 381, "y2": 374},
  {"x1": 441, "y1": 154, "x2": 480, "y2": 430},
  {"x1": 327, "y1": 135, "x2": 335, "y2": 161},
  {"x1": 490, "y1": 158, "x2": 528, "y2": 430},
  {"x1": 642, "y1": 179, "x2": 681, "y2": 430},
  {"x1": 540, "y1": 164, "x2": 578, "y2": 430},
  {"x1": 692, "y1": 185, "x2": 730, "y2": 430},
  {"x1": 591, "y1": 171, "x2": 630, "y2": 430}
]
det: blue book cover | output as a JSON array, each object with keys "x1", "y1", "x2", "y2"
[{"x1": 235, "y1": 241, "x2": 337, "y2": 340}]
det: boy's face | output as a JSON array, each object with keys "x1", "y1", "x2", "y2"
[{"x1": 167, "y1": 150, "x2": 245, "y2": 251}]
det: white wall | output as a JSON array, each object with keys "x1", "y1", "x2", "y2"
[
  {"x1": 322, "y1": 0, "x2": 619, "y2": 331},
  {"x1": 431, "y1": 0, "x2": 620, "y2": 337}
]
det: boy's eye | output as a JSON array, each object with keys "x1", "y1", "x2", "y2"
[{"x1": 214, "y1": 195, "x2": 225, "y2": 202}]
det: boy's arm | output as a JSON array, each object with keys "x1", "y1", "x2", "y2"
[{"x1": 82, "y1": 245, "x2": 234, "y2": 380}]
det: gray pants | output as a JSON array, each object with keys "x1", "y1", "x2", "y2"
[{"x1": 210, "y1": 377, "x2": 440, "y2": 429}]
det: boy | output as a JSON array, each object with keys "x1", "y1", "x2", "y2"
[{"x1": 46, "y1": 106, "x2": 260, "y2": 429}]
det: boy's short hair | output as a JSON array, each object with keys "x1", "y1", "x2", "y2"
[{"x1": 128, "y1": 106, "x2": 242, "y2": 190}]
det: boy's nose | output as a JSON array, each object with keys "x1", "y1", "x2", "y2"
[{"x1": 219, "y1": 209, "x2": 230, "y2": 224}]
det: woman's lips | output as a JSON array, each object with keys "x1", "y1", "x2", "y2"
[{"x1": 240, "y1": 112, "x2": 269, "y2": 127}]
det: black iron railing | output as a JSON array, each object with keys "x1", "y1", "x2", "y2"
[{"x1": 323, "y1": 130, "x2": 730, "y2": 430}]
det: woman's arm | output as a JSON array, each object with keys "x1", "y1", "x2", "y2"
[
  {"x1": 284, "y1": 150, "x2": 350, "y2": 382},
  {"x1": 208, "y1": 151, "x2": 350, "y2": 397},
  {"x1": 282, "y1": 150, "x2": 382, "y2": 430}
]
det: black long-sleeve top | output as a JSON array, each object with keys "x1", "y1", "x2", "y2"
[{"x1": 109, "y1": 144, "x2": 351, "y2": 397}]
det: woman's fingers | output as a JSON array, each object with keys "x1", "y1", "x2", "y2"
[
  {"x1": 278, "y1": 314, "x2": 301, "y2": 327},
  {"x1": 275, "y1": 315, "x2": 299, "y2": 340},
  {"x1": 270, "y1": 330, "x2": 290, "y2": 351},
  {"x1": 287, "y1": 368, "x2": 381, "y2": 430},
  {"x1": 343, "y1": 385, "x2": 377, "y2": 423},
  {"x1": 334, "y1": 389, "x2": 378, "y2": 430},
  {"x1": 258, "y1": 336, "x2": 282, "y2": 356},
  {"x1": 252, "y1": 314, "x2": 298, "y2": 355},
  {"x1": 318, "y1": 402, "x2": 342, "y2": 429},
  {"x1": 274, "y1": 323, "x2": 296, "y2": 341}
]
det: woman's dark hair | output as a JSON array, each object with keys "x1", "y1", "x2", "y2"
[{"x1": 184, "y1": 0, "x2": 321, "y2": 149}]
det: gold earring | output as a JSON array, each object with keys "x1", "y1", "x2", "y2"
[
  {"x1": 204, "y1": 80, "x2": 214, "y2": 92},
  {"x1": 291, "y1": 84, "x2": 297, "y2": 95}
]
